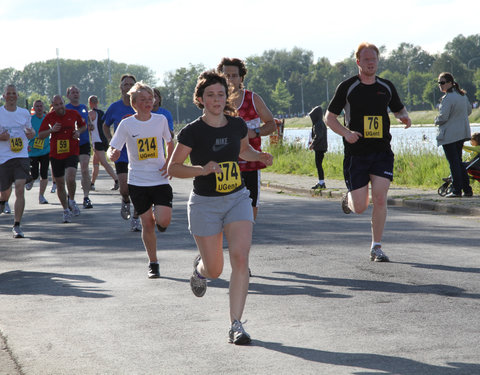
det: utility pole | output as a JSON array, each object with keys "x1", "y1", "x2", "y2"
[{"x1": 56, "y1": 48, "x2": 61, "y2": 95}]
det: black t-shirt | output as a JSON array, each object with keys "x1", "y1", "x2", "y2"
[
  {"x1": 177, "y1": 115, "x2": 248, "y2": 196},
  {"x1": 327, "y1": 75, "x2": 404, "y2": 156}
]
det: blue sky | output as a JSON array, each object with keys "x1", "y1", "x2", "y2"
[{"x1": 2, "y1": 0, "x2": 479, "y2": 84}]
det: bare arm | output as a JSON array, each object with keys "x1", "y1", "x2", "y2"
[
  {"x1": 251, "y1": 93, "x2": 276, "y2": 137},
  {"x1": 393, "y1": 107, "x2": 411, "y2": 129},
  {"x1": 238, "y1": 136, "x2": 273, "y2": 165},
  {"x1": 103, "y1": 124, "x2": 113, "y2": 143},
  {"x1": 324, "y1": 110, "x2": 362, "y2": 144},
  {"x1": 167, "y1": 143, "x2": 222, "y2": 178}
]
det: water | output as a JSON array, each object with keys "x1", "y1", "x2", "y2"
[{"x1": 279, "y1": 125, "x2": 480, "y2": 154}]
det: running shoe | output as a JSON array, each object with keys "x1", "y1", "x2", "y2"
[
  {"x1": 111, "y1": 180, "x2": 119, "y2": 191},
  {"x1": 68, "y1": 199, "x2": 80, "y2": 216},
  {"x1": 130, "y1": 217, "x2": 141, "y2": 232},
  {"x1": 83, "y1": 197, "x2": 93, "y2": 209},
  {"x1": 148, "y1": 262, "x2": 160, "y2": 278},
  {"x1": 228, "y1": 320, "x2": 251, "y2": 345},
  {"x1": 25, "y1": 181, "x2": 34, "y2": 191},
  {"x1": 12, "y1": 225, "x2": 24, "y2": 238},
  {"x1": 341, "y1": 193, "x2": 352, "y2": 214},
  {"x1": 370, "y1": 245, "x2": 390, "y2": 262},
  {"x1": 63, "y1": 209, "x2": 72, "y2": 223},
  {"x1": 90, "y1": 183, "x2": 95, "y2": 191},
  {"x1": 3, "y1": 202, "x2": 11, "y2": 214},
  {"x1": 190, "y1": 255, "x2": 207, "y2": 297},
  {"x1": 121, "y1": 201, "x2": 131, "y2": 220},
  {"x1": 50, "y1": 183, "x2": 57, "y2": 193},
  {"x1": 311, "y1": 183, "x2": 326, "y2": 190},
  {"x1": 39, "y1": 195, "x2": 49, "y2": 204}
]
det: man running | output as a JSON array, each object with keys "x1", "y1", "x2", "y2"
[
  {"x1": 103, "y1": 74, "x2": 141, "y2": 232},
  {"x1": 0, "y1": 84, "x2": 36, "y2": 238},
  {"x1": 66, "y1": 85, "x2": 94, "y2": 209},
  {"x1": 325, "y1": 42, "x2": 411, "y2": 262},
  {"x1": 38, "y1": 95, "x2": 87, "y2": 223},
  {"x1": 218, "y1": 57, "x2": 276, "y2": 220}
]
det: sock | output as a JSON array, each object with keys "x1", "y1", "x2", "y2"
[
  {"x1": 14, "y1": 221, "x2": 20, "y2": 227},
  {"x1": 156, "y1": 224, "x2": 167, "y2": 232},
  {"x1": 318, "y1": 180, "x2": 325, "y2": 184},
  {"x1": 195, "y1": 267, "x2": 206, "y2": 279},
  {"x1": 371, "y1": 242, "x2": 382, "y2": 249}
]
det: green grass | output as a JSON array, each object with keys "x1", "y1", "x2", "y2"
[{"x1": 264, "y1": 142, "x2": 480, "y2": 193}]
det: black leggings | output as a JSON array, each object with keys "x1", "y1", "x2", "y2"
[
  {"x1": 314, "y1": 150, "x2": 325, "y2": 180},
  {"x1": 30, "y1": 154, "x2": 50, "y2": 180}
]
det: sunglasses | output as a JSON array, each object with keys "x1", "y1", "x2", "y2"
[{"x1": 438, "y1": 81, "x2": 447, "y2": 85}]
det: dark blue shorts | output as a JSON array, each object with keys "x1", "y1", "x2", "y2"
[{"x1": 343, "y1": 151, "x2": 394, "y2": 191}]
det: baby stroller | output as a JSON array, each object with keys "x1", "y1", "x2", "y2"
[{"x1": 438, "y1": 156, "x2": 480, "y2": 196}]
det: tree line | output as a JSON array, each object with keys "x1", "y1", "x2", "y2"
[{"x1": 1, "y1": 34, "x2": 479, "y2": 123}]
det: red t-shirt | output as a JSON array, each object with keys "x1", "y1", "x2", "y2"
[{"x1": 39, "y1": 109, "x2": 85, "y2": 159}]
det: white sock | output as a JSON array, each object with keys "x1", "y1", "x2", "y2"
[
  {"x1": 371, "y1": 242, "x2": 381, "y2": 249},
  {"x1": 318, "y1": 180, "x2": 325, "y2": 184}
]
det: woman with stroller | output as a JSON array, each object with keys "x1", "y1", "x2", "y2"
[{"x1": 435, "y1": 72, "x2": 473, "y2": 197}]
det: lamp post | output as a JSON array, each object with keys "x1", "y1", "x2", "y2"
[
  {"x1": 468, "y1": 56, "x2": 480, "y2": 70},
  {"x1": 324, "y1": 78, "x2": 329, "y2": 103},
  {"x1": 300, "y1": 79, "x2": 305, "y2": 116},
  {"x1": 56, "y1": 48, "x2": 61, "y2": 95}
]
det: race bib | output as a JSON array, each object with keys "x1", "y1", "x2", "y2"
[
  {"x1": 215, "y1": 161, "x2": 241, "y2": 193},
  {"x1": 137, "y1": 137, "x2": 158, "y2": 161},
  {"x1": 57, "y1": 139, "x2": 70, "y2": 154},
  {"x1": 33, "y1": 138, "x2": 45, "y2": 150},
  {"x1": 363, "y1": 116, "x2": 383, "y2": 138},
  {"x1": 10, "y1": 137, "x2": 23, "y2": 152}
]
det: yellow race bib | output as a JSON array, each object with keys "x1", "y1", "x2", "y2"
[
  {"x1": 33, "y1": 138, "x2": 45, "y2": 150},
  {"x1": 215, "y1": 161, "x2": 242, "y2": 193},
  {"x1": 10, "y1": 137, "x2": 23, "y2": 152},
  {"x1": 137, "y1": 137, "x2": 158, "y2": 161},
  {"x1": 57, "y1": 139, "x2": 70, "y2": 154},
  {"x1": 363, "y1": 116, "x2": 383, "y2": 138}
]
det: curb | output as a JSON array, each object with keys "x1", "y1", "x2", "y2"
[{"x1": 262, "y1": 182, "x2": 480, "y2": 217}]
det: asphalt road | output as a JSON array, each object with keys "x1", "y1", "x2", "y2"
[{"x1": 1, "y1": 172, "x2": 479, "y2": 375}]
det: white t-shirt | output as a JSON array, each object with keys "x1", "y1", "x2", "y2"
[
  {"x1": 0, "y1": 106, "x2": 32, "y2": 164},
  {"x1": 90, "y1": 113, "x2": 101, "y2": 143},
  {"x1": 110, "y1": 113, "x2": 172, "y2": 186}
]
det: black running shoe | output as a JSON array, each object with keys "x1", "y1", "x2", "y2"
[
  {"x1": 148, "y1": 262, "x2": 160, "y2": 278},
  {"x1": 228, "y1": 320, "x2": 251, "y2": 345},
  {"x1": 83, "y1": 197, "x2": 93, "y2": 209}
]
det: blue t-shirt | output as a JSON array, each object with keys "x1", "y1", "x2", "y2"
[
  {"x1": 153, "y1": 107, "x2": 174, "y2": 131},
  {"x1": 103, "y1": 100, "x2": 135, "y2": 163},
  {"x1": 29, "y1": 114, "x2": 50, "y2": 157},
  {"x1": 65, "y1": 103, "x2": 89, "y2": 146}
]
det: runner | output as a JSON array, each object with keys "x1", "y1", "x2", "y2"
[
  {"x1": 217, "y1": 57, "x2": 276, "y2": 220},
  {"x1": 66, "y1": 86, "x2": 94, "y2": 209},
  {"x1": 325, "y1": 42, "x2": 411, "y2": 262},
  {"x1": 27, "y1": 99, "x2": 50, "y2": 204},
  {"x1": 88, "y1": 95, "x2": 118, "y2": 191},
  {"x1": 38, "y1": 95, "x2": 87, "y2": 223},
  {"x1": 103, "y1": 74, "x2": 141, "y2": 232},
  {"x1": 108, "y1": 82, "x2": 173, "y2": 278},
  {"x1": 168, "y1": 70, "x2": 273, "y2": 344},
  {"x1": 0, "y1": 84, "x2": 36, "y2": 238}
]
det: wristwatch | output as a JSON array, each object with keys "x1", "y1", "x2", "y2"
[{"x1": 254, "y1": 128, "x2": 260, "y2": 137}]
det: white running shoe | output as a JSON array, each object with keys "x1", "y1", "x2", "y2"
[
  {"x1": 68, "y1": 199, "x2": 80, "y2": 216},
  {"x1": 130, "y1": 217, "x2": 142, "y2": 232},
  {"x1": 4, "y1": 202, "x2": 11, "y2": 214}
]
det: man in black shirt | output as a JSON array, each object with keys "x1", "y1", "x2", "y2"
[{"x1": 325, "y1": 42, "x2": 411, "y2": 262}]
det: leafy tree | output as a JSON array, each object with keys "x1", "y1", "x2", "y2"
[{"x1": 271, "y1": 79, "x2": 293, "y2": 115}]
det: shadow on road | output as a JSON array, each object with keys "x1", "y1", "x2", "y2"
[
  {"x1": 254, "y1": 340, "x2": 480, "y2": 375},
  {"x1": 0, "y1": 270, "x2": 111, "y2": 298}
]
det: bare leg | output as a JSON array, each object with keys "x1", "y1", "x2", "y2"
[
  {"x1": 65, "y1": 167, "x2": 77, "y2": 202},
  {"x1": 79, "y1": 154, "x2": 91, "y2": 199},
  {"x1": 224, "y1": 221, "x2": 252, "y2": 323},
  {"x1": 13, "y1": 180, "x2": 26, "y2": 223},
  {"x1": 55, "y1": 176, "x2": 69, "y2": 209},
  {"x1": 370, "y1": 175, "x2": 390, "y2": 243}
]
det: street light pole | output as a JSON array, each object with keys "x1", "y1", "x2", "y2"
[
  {"x1": 300, "y1": 79, "x2": 305, "y2": 116},
  {"x1": 467, "y1": 56, "x2": 480, "y2": 70},
  {"x1": 56, "y1": 48, "x2": 61, "y2": 95}
]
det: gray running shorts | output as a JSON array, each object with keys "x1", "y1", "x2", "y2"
[{"x1": 187, "y1": 187, "x2": 253, "y2": 237}]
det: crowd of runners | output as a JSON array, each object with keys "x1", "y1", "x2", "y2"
[{"x1": 3, "y1": 42, "x2": 460, "y2": 345}]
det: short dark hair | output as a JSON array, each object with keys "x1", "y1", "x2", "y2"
[{"x1": 120, "y1": 74, "x2": 136, "y2": 83}]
